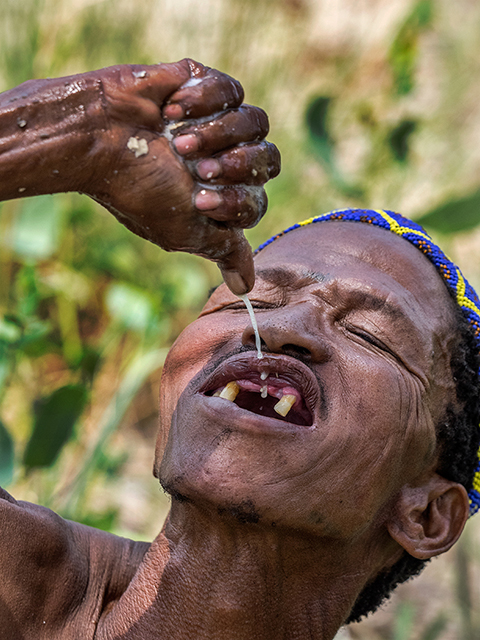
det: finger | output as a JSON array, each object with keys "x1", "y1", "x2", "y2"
[
  {"x1": 164, "y1": 64, "x2": 244, "y2": 121},
  {"x1": 99, "y1": 61, "x2": 193, "y2": 130},
  {"x1": 217, "y1": 231, "x2": 255, "y2": 295},
  {"x1": 195, "y1": 186, "x2": 268, "y2": 228},
  {"x1": 196, "y1": 142, "x2": 281, "y2": 185},
  {"x1": 173, "y1": 106, "x2": 269, "y2": 157},
  {"x1": 128, "y1": 61, "x2": 193, "y2": 101}
]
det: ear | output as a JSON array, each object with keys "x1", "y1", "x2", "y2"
[{"x1": 387, "y1": 474, "x2": 470, "y2": 560}]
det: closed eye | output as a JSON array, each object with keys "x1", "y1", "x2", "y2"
[
  {"x1": 219, "y1": 300, "x2": 278, "y2": 311},
  {"x1": 345, "y1": 324, "x2": 398, "y2": 359}
]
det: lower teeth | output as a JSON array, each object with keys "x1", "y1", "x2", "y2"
[{"x1": 274, "y1": 394, "x2": 296, "y2": 417}]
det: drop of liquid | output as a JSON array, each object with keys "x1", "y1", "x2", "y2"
[{"x1": 239, "y1": 294, "x2": 263, "y2": 359}]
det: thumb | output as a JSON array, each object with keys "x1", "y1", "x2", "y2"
[{"x1": 217, "y1": 230, "x2": 255, "y2": 296}]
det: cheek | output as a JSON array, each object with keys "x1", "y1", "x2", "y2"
[
  {"x1": 156, "y1": 315, "x2": 245, "y2": 454},
  {"x1": 159, "y1": 320, "x2": 220, "y2": 415},
  {"x1": 322, "y1": 351, "x2": 434, "y2": 509},
  {"x1": 157, "y1": 323, "x2": 210, "y2": 453}
]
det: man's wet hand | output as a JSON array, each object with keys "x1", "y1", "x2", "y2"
[{"x1": 82, "y1": 59, "x2": 280, "y2": 294}]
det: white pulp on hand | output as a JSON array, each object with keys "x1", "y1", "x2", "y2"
[
  {"x1": 239, "y1": 294, "x2": 263, "y2": 359},
  {"x1": 183, "y1": 77, "x2": 204, "y2": 88},
  {"x1": 127, "y1": 137, "x2": 149, "y2": 158}
]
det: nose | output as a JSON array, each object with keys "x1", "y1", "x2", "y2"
[{"x1": 241, "y1": 303, "x2": 331, "y2": 363}]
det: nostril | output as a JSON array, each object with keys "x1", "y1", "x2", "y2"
[
  {"x1": 282, "y1": 344, "x2": 311, "y2": 358},
  {"x1": 242, "y1": 325, "x2": 267, "y2": 351}
]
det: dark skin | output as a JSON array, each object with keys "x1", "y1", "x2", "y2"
[
  {"x1": 0, "y1": 59, "x2": 280, "y2": 639},
  {"x1": 0, "y1": 58, "x2": 279, "y2": 294},
  {"x1": 0, "y1": 63, "x2": 470, "y2": 640},
  {"x1": 126, "y1": 223, "x2": 466, "y2": 640}
]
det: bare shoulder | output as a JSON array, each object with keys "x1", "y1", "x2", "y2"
[
  {"x1": 0, "y1": 487, "x2": 149, "y2": 638},
  {"x1": 0, "y1": 486, "x2": 74, "y2": 569}
]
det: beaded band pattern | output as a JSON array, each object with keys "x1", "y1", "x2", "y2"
[{"x1": 256, "y1": 208, "x2": 480, "y2": 516}]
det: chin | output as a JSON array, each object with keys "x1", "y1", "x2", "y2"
[{"x1": 158, "y1": 465, "x2": 263, "y2": 525}]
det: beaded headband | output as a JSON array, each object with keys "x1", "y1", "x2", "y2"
[{"x1": 256, "y1": 208, "x2": 480, "y2": 516}]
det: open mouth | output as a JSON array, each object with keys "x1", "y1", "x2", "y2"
[{"x1": 203, "y1": 361, "x2": 315, "y2": 427}]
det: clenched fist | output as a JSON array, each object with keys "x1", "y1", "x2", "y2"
[{"x1": 0, "y1": 59, "x2": 280, "y2": 293}]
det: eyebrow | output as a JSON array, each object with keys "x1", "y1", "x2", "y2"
[
  {"x1": 256, "y1": 267, "x2": 326, "y2": 287},
  {"x1": 344, "y1": 290, "x2": 407, "y2": 322}
]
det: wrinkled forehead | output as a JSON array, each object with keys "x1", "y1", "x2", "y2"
[{"x1": 254, "y1": 221, "x2": 456, "y2": 325}]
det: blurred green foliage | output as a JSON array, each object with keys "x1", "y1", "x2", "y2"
[
  {"x1": 1, "y1": 1, "x2": 480, "y2": 638},
  {"x1": 24, "y1": 384, "x2": 88, "y2": 469},
  {"x1": 389, "y1": 0, "x2": 433, "y2": 95},
  {"x1": 0, "y1": 419, "x2": 14, "y2": 486},
  {"x1": 417, "y1": 190, "x2": 480, "y2": 233},
  {"x1": 306, "y1": 96, "x2": 363, "y2": 198},
  {"x1": 388, "y1": 120, "x2": 417, "y2": 163}
]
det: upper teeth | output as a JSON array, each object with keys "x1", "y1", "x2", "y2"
[
  {"x1": 217, "y1": 381, "x2": 240, "y2": 401},
  {"x1": 214, "y1": 380, "x2": 298, "y2": 417}
]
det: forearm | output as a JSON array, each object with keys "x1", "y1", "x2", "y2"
[
  {"x1": 0, "y1": 73, "x2": 106, "y2": 200},
  {"x1": 0, "y1": 60, "x2": 281, "y2": 294}
]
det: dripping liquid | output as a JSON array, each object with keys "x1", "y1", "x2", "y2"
[{"x1": 239, "y1": 294, "x2": 263, "y2": 359}]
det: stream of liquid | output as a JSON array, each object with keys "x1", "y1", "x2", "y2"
[{"x1": 239, "y1": 294, "x2": 263, "y2": 359}]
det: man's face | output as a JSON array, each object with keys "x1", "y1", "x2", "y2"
[{"x1": 156, "y1": 222, "x2": 457, "y2": 539}]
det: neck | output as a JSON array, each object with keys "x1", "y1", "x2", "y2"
[{"x1": 97, "y1": 501, "x2": 391, "y2": 640}]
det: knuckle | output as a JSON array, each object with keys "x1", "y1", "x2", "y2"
[
  {"x1": 250, "y1": 106, "x2": 269, "y2": 137},
  {"x1": 230, "y1": 78, "x2": 245, "y2": 105},
  {"x1": 239, "y1": 188, "x2": 267, "y2": 228},
  {"x1": 235, "y1": 106, "x2": 269, "y2": 139},
  {"x1": 204, "y1": 69, "x2": 244, "y2": 106},
  {"x1": 184, "y1": 58, "x2": 206, "y2": 76},
  {"x1": 266, "y1": 143, "x2": 281, "y2": 177}
]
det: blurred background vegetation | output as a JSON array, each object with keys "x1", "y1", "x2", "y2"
[{"x1": 1, "y1": 0, "x2": 480, "y2": 637}]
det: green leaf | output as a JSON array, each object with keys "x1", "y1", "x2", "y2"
[
  {"x1": 389, "y1": 119, "x2": 417, "y2": 163},
  {"x1": 17, "y1": 319, "x2": 52, "y2": 354},
  {"x1": 393, "y1": 602, "x2": 415, "y2": 640},
  {"x1": 23, "y1": 384, "x2": 88, "y2": 470},
  {"x1": 419, "y1": 614, "x2": 447, "y2": 640},
  {"x1": 0, "y1": 420, "x2": 14, "y2": 487},
  {"x1": 389, "y1": 0, "x2": 433, "y2": 95},
  {"x1": 416, "y1": 190, "x2": 480, "y2": 233},
  {"x1": 77, "y1": 347, "x2": 102, "y2": 383},
  {"x1": 305, "y1": 96, "x2": 334, "y2": 169},
  {"x1": 0, "y1": 359, "x2": 11, "y2": 393},
  {"x1": 105, "y1": 282, "x2": 155, "y2": 332},
  {"x1": 76, "y1": 508, "x2": 119, "y2": 532},
  {"x1": 0, "y1": 317, "x2": 22, "y2": 343},
  {"x1": 305, "y1": 96, "x2": 364, "y2": 199},
  {"x1": 10, "y1": 195, "x2": 64, "y2": 261},
  {"x1": 15, "y1": 264, "x2": 41, "y2": 317}
]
